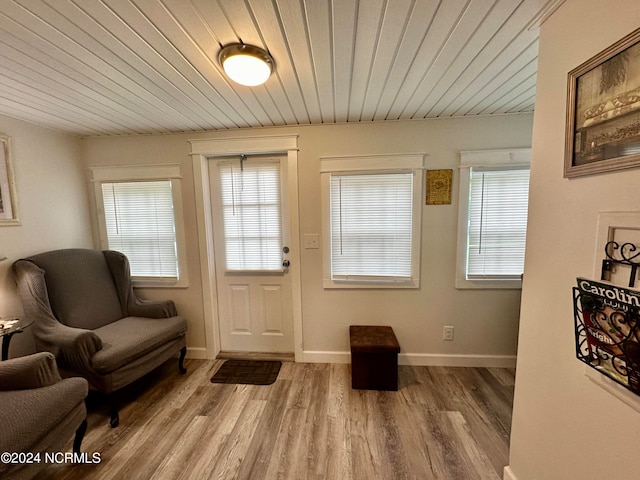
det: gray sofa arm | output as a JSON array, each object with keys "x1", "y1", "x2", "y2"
[
  {"x1": 0, "y1": 352, "x2": 61, "y2": 390},
  {"x1": 128, "y1": 296, "x2": 178, "y2": 318},
  {"x1": 13, "y1": 260, "x2": 103, "y2": 370},
  {"x1": 103, "y1": 250, "x2": 178, "y2": 318},
  {"x1": 45, "y1": 323, "x2": 103, "y2": 371}
]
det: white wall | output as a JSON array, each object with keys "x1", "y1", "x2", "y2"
[
  {"x1": 508, "y1": 1, "x2": 640, "y2": 479},
  {"x1": 84, "y1": 114, "x2": 533, "y2": 363},
  {"x1": 0, "y1": 115, "x2": 93, "y2": 356}
]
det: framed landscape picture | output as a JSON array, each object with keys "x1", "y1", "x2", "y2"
[
  {"x1": 0, "y1": 135, "x2": 19, "y2": 225},
  {"x1": 565, "y1": 27, "x2": 640, "y2": 178}
]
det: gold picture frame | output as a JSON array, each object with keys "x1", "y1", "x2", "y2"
[
  {"x1": 425, "y1": 169, "x2": 452, "y2": 205},
  {"x1": 565, "y1": 27, "x2": 640, "y2": 178},
  {"x1": 0, "y1": 135, "x2": 20, "y2": 225}
]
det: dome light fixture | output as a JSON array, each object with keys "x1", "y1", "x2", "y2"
[{"x1": 218, "y1": 43, "x2": 274, "y2": 87}]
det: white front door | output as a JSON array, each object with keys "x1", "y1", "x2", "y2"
[{"x1": 209, "y1": 154, "x2": 294, "y2": 353}]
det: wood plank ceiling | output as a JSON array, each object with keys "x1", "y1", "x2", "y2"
[{"x1": 0, "y1": 0, "x2": 564, "y2": 137}]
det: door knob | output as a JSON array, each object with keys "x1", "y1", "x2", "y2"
[{"x1": 282, "y1": 260, "x2": 290, "y2": 267}]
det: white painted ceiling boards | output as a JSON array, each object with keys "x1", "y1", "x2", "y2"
[{"x1": 0, "y1": 0, "x2": 563, "y2": 136}]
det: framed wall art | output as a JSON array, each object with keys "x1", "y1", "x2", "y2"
[
  {"x1": 0, "y1": 135, "x2": 19, "y2": 225},
  {"x1": 565, "y1": 27, "x2": 640, "y2": 178},
  {"x1": 425, "y1": 169, "x2": 452, "y2": 205}
]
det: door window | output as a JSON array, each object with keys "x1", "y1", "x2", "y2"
[{"x1": 217, "y1": 158, "x2": 283, "y2": 271}]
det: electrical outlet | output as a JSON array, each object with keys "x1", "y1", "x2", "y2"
[
  {"x1": 443, "y1": 326, "x2": 454, "y2": 341},
  {"x1": 304, "y1": 234, "x2": 320, "y2": 249}
]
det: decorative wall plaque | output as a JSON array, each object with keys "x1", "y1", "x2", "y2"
[{"x1": 425, "y1": 169, "x2": 452, "y2": 205}]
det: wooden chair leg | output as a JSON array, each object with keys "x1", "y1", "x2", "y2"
[
  {"x1": 73, "y1": 419, "x2": 88, "y2": 453},
  {"x1": 108, "y1": 395, "x2": 119, "y2": 428},
  {"x1": 178, "y1": 346, "x2": 187, "y2": 374}
]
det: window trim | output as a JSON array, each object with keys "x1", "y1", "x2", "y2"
[
  {"x1": 89, "y1": 164, "x2": 189, "y2": 288},
  {"x1": 455, "y1": 148, "x2": 530, "y2": 290},
  {"x1": 320, "y1": 154, "x2": 424, "y2": 289}
]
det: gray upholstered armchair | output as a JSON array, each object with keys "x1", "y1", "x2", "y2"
[
  {"x1": 13, "y1": 249, "x2": 187, "y2": 427},
  {"x1": 0, "y1": 352, "x2": 88, "y2": 480}
]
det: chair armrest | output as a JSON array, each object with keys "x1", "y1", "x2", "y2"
[
  {"x1": 40, "y1": 323, "x2": 102, "y2": 373},
  {"x1": 0, "y1": 352, "x2": 61, "y2": 390},
  {"x1": 13, "y1": 259, "x2": 103, "y2": 368},
  {"x1": 128, "y1": 297, "x2": 178, "y2": 318},
  {"x1": 103, "y1": 250, "x2": 178, "y2": 318}
]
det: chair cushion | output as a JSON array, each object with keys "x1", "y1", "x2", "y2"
[
  {"x1": 91, "y1": 316, "x2": 187, "y2": 374},
  {"x1": 26, "y1": 249, "x2": 123, "y2": 329},
  {"x1": 0, "y1": 377, "x2": 88, "y2": 453}
]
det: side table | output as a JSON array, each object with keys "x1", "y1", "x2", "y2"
[{"x1": 0, "y1": 318, "x2": 34, "y2": 360}]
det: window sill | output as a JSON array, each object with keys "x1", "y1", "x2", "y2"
[
  {"x1": 455, "y1": 277, "x2": 522, "y2": 290},
  {"x1": 132, "y1": 277, "x2": 189, "y2": 289},
  {"x1": 323, "y1": 278, "x2": 419, "y2": 289}
]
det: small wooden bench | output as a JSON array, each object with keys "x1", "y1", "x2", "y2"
[{"x1": 349, "y1": 325, "x2": 400, "y2": 391}]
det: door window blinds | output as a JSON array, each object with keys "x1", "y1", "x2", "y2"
[
  {"x1": 101, "y1": 181, "x2": 178, "y2": 278},
  {"x1": 467, "y1": 167, "x2": 530, "y2": 279},
  {"x1": 218, "y1": 159, "x2": 283, "y2": 271},
  {"x1": 330, "y1": 173, "x2": 413, "y2": 281}
]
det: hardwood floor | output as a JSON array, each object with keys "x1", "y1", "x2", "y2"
[{"x1": 40, "y1": 359, "x2": 515, "y2": 480}]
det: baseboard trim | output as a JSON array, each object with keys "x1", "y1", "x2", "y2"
[
  {"x1": 400, "y1": 353, "x2": 517, "y2": 368},
  {"x1": 503, "y1": 466, "x2": 518, "y2": 480},
  {"x1": 300, "y1": 350, "x2": 517, "y2": 368},
  {"x1": 301, "y1": 351, "x2": 351, "y2": 364},
  {"x1": 185, "y1": 347, "x2": 208, "y2": 359}
]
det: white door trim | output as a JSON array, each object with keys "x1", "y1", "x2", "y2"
[{"x1": 189, "y1": 135, "x2": 302, "y2": 361}]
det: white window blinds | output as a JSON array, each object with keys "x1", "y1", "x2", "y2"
[
  {"x1": 467, "y1": 167, "x2": 530, "y2": 279},
  {"x1": 330, "y1": 173, "x2": 413, "y2": 280},
  {"x1": 218, "y1": 159, "x2": 283, "y2": 271},
  {"x1": 101, "y1": 181, "x2": 178, "y2": 278}
]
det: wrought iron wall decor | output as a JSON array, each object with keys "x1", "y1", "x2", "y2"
[
  {"x1": 574, "y1": 277, "x2": 640, "y2": 395},
  {"x1": 601, "y1": 241, "x2": 640, "y2": 287}
]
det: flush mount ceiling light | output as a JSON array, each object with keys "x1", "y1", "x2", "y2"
[{"x1": 218, "y1": 43, "x2": 274, "y2": 87}]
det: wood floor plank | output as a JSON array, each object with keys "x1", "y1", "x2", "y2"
[
  {"x1": 263, "y1": 404, "x2": 308, "y2": 479},
  {"x1": 208, "y1": 399, "x2": 267, "y2": 480},
  {"x1": 393, "y1": 387, "x2": 438, "y2": 480},
  {"x1": 235, "y1": 380, "x2": 290, "y2": 479},
  {"x1": 324, "y1": 364, "x2": 353, "y2": 480},
  {"x1": 41, "y1": 360, "x2": 515, "y2": 480},
  {"x1": 348, "y1": 389, "x2": 381, "y2": 480},
  {"x1": 176, "y1": 385, "x2": 255, "y2": 480},
  {"x1": 150, "y1": 415, "x2": 210, "y2": 480},
  {"x1": 445, "y1": 411, "x2": 501, "y2": 480},
  {"x1": 299, "y1": 364, "x2": 330, "y2": 478}
]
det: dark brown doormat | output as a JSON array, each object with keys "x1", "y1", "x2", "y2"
[{"x1": 211, "y1": 359, "x2": 282, "y2": 385}]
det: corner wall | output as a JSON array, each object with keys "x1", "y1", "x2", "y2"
[
  {"x1": 508, "y1": 1, "x2": 640, "y2": 479},
  {"x1": 0, "y1": 115, "x2": 93, "y2": 357},
  {"x1": 84, "y1": 114, "x2": 533, "y2": 363}
]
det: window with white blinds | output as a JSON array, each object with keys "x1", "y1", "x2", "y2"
[
  {"x1": 321, "y1": 154, "x2": 423, "y2": 289},
  {"x1": 466, "y1": 167, "x2": 530, "y2": 279},
  {"x1": 101, "y1": 181, "x2": 178, "y2": 278},
  {"x1": 455, "y1": 148, "x2": 531, "y2": 289},
  {"x1": 91, "y1": 164, "x2": 188, "y2": 287},
  {"x1": 330, "y1": 173, "x2": 414, "y2": 280},
  {"x1": 218, "y1": 159, "x2": 283, "y2": 271}
]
